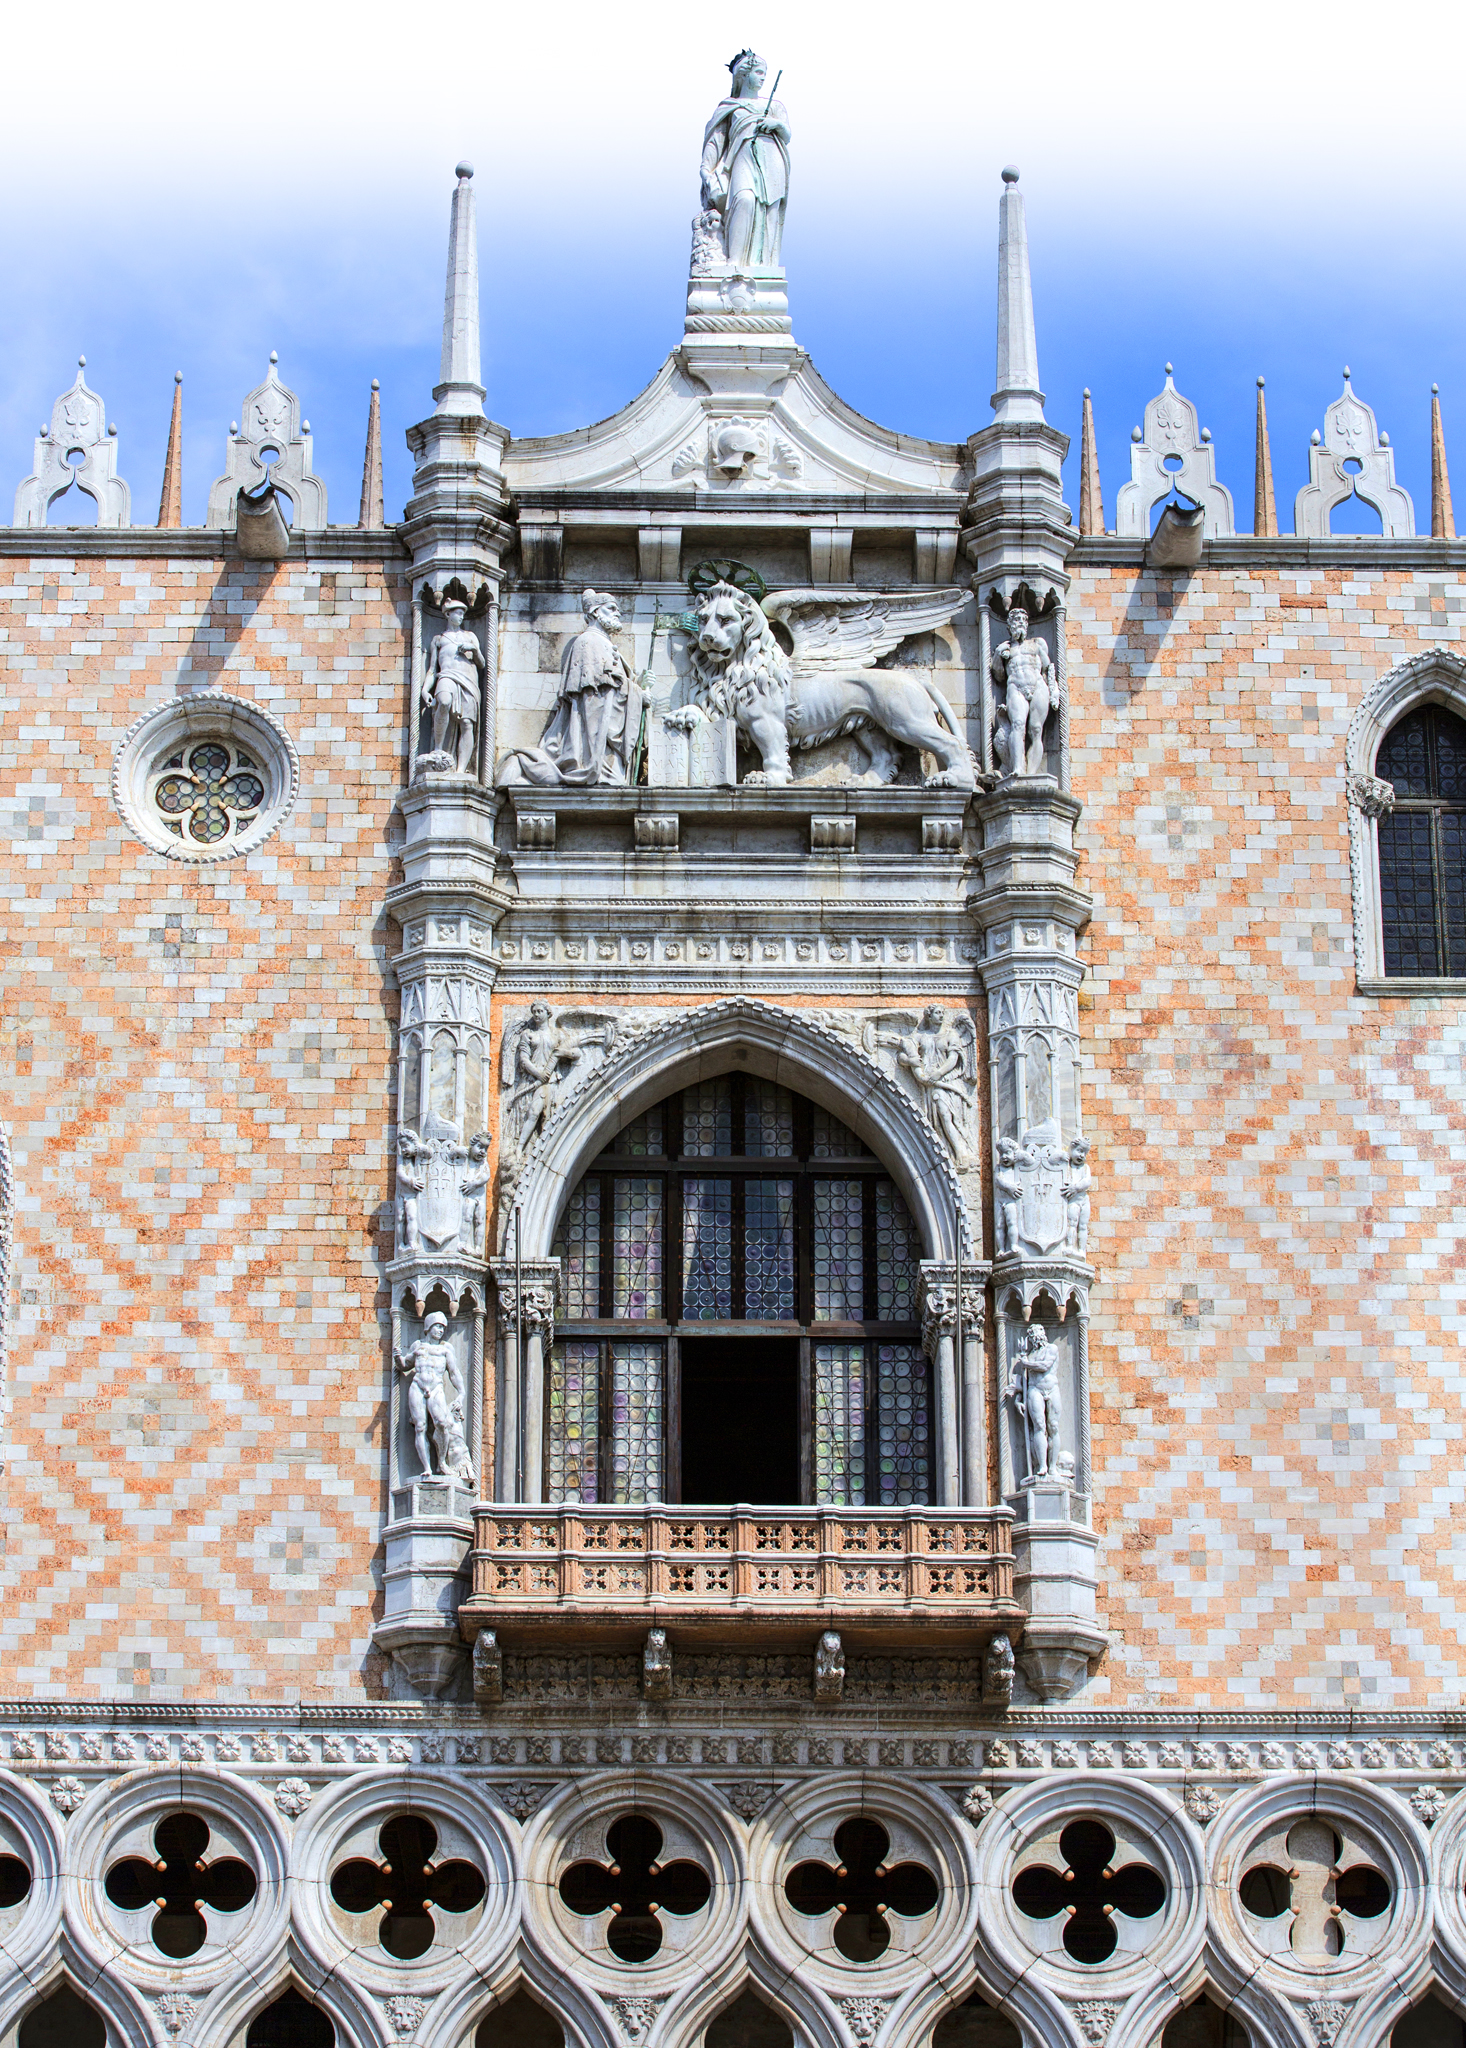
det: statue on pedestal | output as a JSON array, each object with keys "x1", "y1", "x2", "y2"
[
  {"x1": 990, "y1": 606, "x2": 1053, "y2": 777},
  {"x1": 700, "y1": 50, "x2": 790, "y2": 268},
  {"x1": 497, "y1": 590, "x2": 645, "y2": 788},
  {"x1": 1007, "y1": 1325, "x2": 1064, "y2": 1484},
  {"x1": 396, "y1": 1312, "x2": 475, "y2": 1489},
  {"x1": 419, "y1": 600, "x2": 485, "y2": 775}
]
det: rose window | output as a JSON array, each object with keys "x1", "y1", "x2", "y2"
[
  {"x1": 150, "y1": 740, "x2": 266, "y2": 847},
  {"x1": 104, "y1": 1810, "x2": 257, "y2": 1957},
  {"x1": 785, "y1": 1817, "x2": 939, "y2": 1961},
  {"x1": 1011, "y1": 1818, "x2": 1165, "y2": 1963},
  {"x1": 330, "y1": 1813, "x2": 487, "y2": 1959},
  {"x1": 559, "y1": 1814, "x2": 712, "y2": 1961},
  {"x1": 1239, "y1": 1819, "x2": 1391, "y2": 1958}
]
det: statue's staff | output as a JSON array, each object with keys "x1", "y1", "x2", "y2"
[
  {"x1": 761, "y1": 68, "x2": 782, "y2": 120},
  {"x1": 628, "y1": 605, "x2": 669, "y2": 788}
]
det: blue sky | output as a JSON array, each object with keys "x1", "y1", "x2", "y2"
[{"x1": 2, "y1": 0, "x2": 1461, "y2": 537}]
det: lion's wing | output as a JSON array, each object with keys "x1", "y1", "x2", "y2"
[{"x1": 762, "y1": 587, "x2": 969, "y2": 674}]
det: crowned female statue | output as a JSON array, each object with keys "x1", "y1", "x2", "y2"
[{"x1": 700, "y1": 49, "x2": 790, "y2": 268}]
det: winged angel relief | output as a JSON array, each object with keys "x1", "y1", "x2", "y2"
[{"x1": 680, "y1": 576, "x2": 975, "y2": 788}]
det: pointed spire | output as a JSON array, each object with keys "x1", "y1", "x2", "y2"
[
  {"x1": 157, "y1": 372, "x2": 184, "y2": 527},
  {"x1": 1432, "y1": 384, "x2": 1455, "y2": 539},
  {"x1": 992, "y1": 167, "x2": 1045, "y2": 425},
  {"x1": 359, "y1": 379, "x2": 384, "y2": 527},
  {"x1": 1253, "y1": 376, "x2": 1277, "y2": 538},
  {"x1": 1078, "y1": 388, "x2": 1104, "y2": 535},
  {"x1": 436, "y1": 161, "x2": 485, "y2": 416}
]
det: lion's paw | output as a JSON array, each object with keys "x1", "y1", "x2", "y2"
[
  {"x1": 925, "y1": 770, "x2": 977, "y2": 791},
  {"x1": 741, "y1": 770, "x2": 792, "y2": 787}
]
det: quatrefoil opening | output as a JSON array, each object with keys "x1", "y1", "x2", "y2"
[
  {"x1": 105, "y1": 1810, "x2": 257, "y2": 1958},
  {"x1": 330, "y1": 1812, "x2": 488, "y2": 1959},
  {"x1": 1011, "y1": 1817, "x2": 1165, "y2": 1963},
  {"x1": 1239, "y1": 1820, "x2": 1390, "y2": 1958},
  {"x1": 785, "y1": 1816, "x2": 940, "y2": 1961},
  {"x1": 559, "y1": 1813, "x2": 712, "y2": 1961}
]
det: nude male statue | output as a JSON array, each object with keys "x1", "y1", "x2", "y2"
[
  {"x1": 421, "y1": 599, "x2": 485, "y2": 775},
  {"x1": 395, "y1": 1311, "x2": 475, "y2": 1488},
  {"x1": 1007, "y1": 1324, "x2": 1064, "y2": 1483},
  {"x1": 990, "y1": 606, "x2": 1054, "y2": 778}
]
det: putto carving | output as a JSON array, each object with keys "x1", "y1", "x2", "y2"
[
  {"x1": 995, "y1": 1121, "x2": 1083, "y2": 1258},
  {"x1": 396, "y1": 1114, "x2": 488, "y2": 1258},
  {"x1": 395, "y1": 1312, "x2": 476, "y2": 1489},
  {"x1": 205, "y1": 352, "x2": 327, "y2": 529},
  {"x1": 682, "y1": 579, "x2": 973, "y2": 787},
  {"x1": 498, "y1": 590, "x2": 647, "y2": 788},
  {"x1": 862, "y1": 1008, "x2": 979, "y2": 1167},
  {"x1": 500, "y1": 1005, "x2": 626, "y2": 1173},
  {"x1": 14, "y1": 357, "x2": 130, "y2": 527},
  {"x1": 990, "y1": 606, "x2": 1054, "y2": 777},
  {"x1": 700, "y1": 51, "x2": 790, "y2": 268},
  {"x1": 418, "y1": 599, "x2": 486, "y2": 776},
  {"x1": 1007, "y1": 1324, "x2": 1064, "y2": 1482},
  {"x1": 1295, "y1": 371, "x2": 1414, "y2": 538}
]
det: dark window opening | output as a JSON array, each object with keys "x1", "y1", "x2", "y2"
[
  {"x1": 246, "y1": 1991, "x2": 335, "y2": 2048},
  {"x1": 1376, "y1": 702, "x2": 1466, "y2": 976},
  {"x1": 548, "y1": 1075, "x2": 928, "y2": 1507},
  {"x1": 680, "y1": 1337, "x2": 799, "y2": 1504}
]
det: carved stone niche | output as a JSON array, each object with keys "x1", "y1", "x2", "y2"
[
  {"x1": 980, "y1": 588, "x2": 1063, "y2": 785},
  {"x1": 376, "y1": 1277, "x2": 486, "y2": 1699}
]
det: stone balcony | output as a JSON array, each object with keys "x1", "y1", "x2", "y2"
[{"x1": 457, "y1": 1503, "x2": 1020, "y2": 1653}]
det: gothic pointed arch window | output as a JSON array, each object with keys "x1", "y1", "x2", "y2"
[
  {"x1": 1375, "y1": 702, "x2": 1466, "y2": 977},
  {"x1": 549, "y1": 1074, "x2": 929, "y2": 1507}
]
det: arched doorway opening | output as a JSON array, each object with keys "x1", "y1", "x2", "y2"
[{"x1": 548, "y1": 1073, "x2": 929, "y2": 1507}]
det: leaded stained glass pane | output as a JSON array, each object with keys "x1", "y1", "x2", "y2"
[
  {"x1": 609, "y1": 1341, "x2": 663, "y2": 1502},
  {"x1": 1378, "y1": 706, "x2": 1433, "y2": 795},
  {"x1": 874, "y1": 1343, "x2": 930, "y2": 1505},
  {"x1": 814, "y1": 1343, "x2": 866, "y2": 1506},
  {"x1": 554, "y1": 1180, "x2": 601, "y2": 1317},
  {"x1": 745, "y1": 1080, "x2": 794, "y2": 1157},
  {"x1": 811, "y1": 1105, "x2": 870, "y2": 1158},
  {"x1": 1442, "y1": 812, "x2": 1466, "y2": 970},
  {"x1": 874, "y1": 1180, "x2": 919, "y2": 1319},
  {"x1": 1438, "y1": 709, "x2": 1466, "y2": 799},
  {"x1": 744, "y1": 1178, "x2": 795, "y2": 1318},
  {"x1": 683, "y1": 1079, "x2": 734, "y2": 1157},
  {"x1": 612, "y1": 1177, "x2": 663, "y2": 1318},
  {"x1": 1379, "y1": 810, "x2": 1440, "y2": 975},
  {"x1": 547, "y1": 1340, "x2": 599, "y2": 1502},
  {"x1": 682, "y1": 1178, "x2": 733, "y2": 1317},
  {"x1": 813, "y1": 1179, "x2": 864, "y2": 1319},
  {"x1": 607, "y1": 1105, "x2": 664, "y2": 1157}
]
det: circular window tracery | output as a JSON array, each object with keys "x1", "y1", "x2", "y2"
[
  {"x1": 1011, "y1": 1817, "x2": 1165, "y2": 1963},
  {"x1": 151, "y1": 738, "x2": 266, "y2": 847},
  {"x1": 104, "y1": 1809, "x2": 257, "y2": 1958},
  {"x1": 329, "y1": 1812, "x2": 487, "y2": 1959},
  {"x1": 1238, "y1": 1819, "x2": 1391, "y2": 1960},
  {"x1": 558, "y1": 1813, "x2": 711, "y2": 1961},
  {"x1": 785, "y1": 1816, "x2": 939, "y2": 1961},
  {"x1": 112, "y1": 690, "x2": 298, "y2": 862}
]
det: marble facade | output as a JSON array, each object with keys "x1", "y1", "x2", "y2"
[{"x1": 1, "y1": 55, "x2": 1465, "y2": 2048}]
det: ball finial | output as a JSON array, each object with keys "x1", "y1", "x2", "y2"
[
  {"x1": 372, "y1": 377, "x2": 380, "y2": 391},
  {"x1": 78, "y1": 354, "x2": 86, "y2": 368},
  {"x1": 1257, "y1": 375, "x2": 1265, "y2": 388},
  {"x1": 1433, "y1": 382, "x2": 1440, "y2": 394},
  {"x1": 1343, "y1": 364, "x2": 1351, "y2": 381},
  {"x1": 1083, "y1": 386, "x2": 1091, "y2": 398},
  {"x1": 1001, "y1": 165, "x2": 1019, "y2": 183},
  {"x1": 269, "y1": 350, "x2": 279, "y2": 365},
  {"x1": 456, "y1": 160, "x2": 474, "y2": 180},
  {"x1": 1164, "y1": 361, "x2": 1173, "y2": 376},
  {"x1": 174, "y1": 370, "x2": 183, "y2": 384}
]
